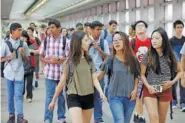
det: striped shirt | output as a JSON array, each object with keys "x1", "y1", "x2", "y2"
[
  {"x1": 141, "y1": 54, "x2": 172, "y2": 85},
  {"x1": 39, "y1": 34, "x2": 68, "y2": 80}
]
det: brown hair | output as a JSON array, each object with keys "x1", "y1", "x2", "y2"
[{"x1": 113, "y1": 31, "x2": 139, "y2": 74}]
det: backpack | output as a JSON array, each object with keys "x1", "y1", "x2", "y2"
[
  {"x1": 65, "y1": 60, "x2": 93, "y2": 94},
  {"x1": 89, "y1": 38, "x2": 105, "y2": 54},
  {"x1": 1, "y1": 39, "x2": 23, "y2": 78},
  {"x1": 103, "y1": 29, "x2": 108, "y2": 40},
  {"x1": 44, "y1": 36, "x2": 67, "y2": 55}
]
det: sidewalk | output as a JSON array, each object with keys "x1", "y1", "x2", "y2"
[{"x1": 1, "y1": 76, "x2": 185, "y2": 123}]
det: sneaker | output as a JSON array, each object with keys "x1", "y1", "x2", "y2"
[
  {"x1": 27, "y1": 98, "x2": 32, "y2": 103},
  {"x1": 133, "y1": 114, "x2": 139, "y2": 122},
  {"x1": 17, "y1": 117, "x2": 28, "y2": 123},
  {"x1": 35, "y1": 80, "x2": 38, "y2": 88},
  {"x1": 7, "y1": 115, "x2": 15, "y2": 123},
  {"x1": 57, "y1": 119, "x2": 67, "y2": 123},
  {"x1": 137, "y1": 116, "x2": 146, "y2": 123},
  {"x1": 180, "y1": 103, "x2": 185, "y2": 112},
  {"x1": 44, "y1": 120, "x2": 51, "y2": 123},
  {"x1": 94, "y1": 120, "x2": 105, "y2": 123},
  {"x1": 172, "y1": 100, "x2": 177, "y2": 109}
]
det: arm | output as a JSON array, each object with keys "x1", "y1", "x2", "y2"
[
  {"x1": 40, "y1": 55, "x2": 65, "y2": 64},
  {"x1": 181, "y1": 55, "x2": 185, "y2": 87},
  {"x1": 171, "y1": 62, "x2": 183, "y2": 85},
  {"x1": 97, "y1": 48, "x2": 108, "y2": 59},
  {"x1": 0, "y1": 56, "x2": 12, "y2": 62},
  {"x1": 51, "y1": 71, "x2": 67, "y2": 104},
  {"x1": 92, "y1": 73, "x2": 104, "y2": 95}
]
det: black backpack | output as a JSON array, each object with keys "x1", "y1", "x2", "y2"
[{"x1": 1, "y1": 40, "x2": 23, "y2": 78}]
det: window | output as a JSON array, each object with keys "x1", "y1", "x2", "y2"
[
  {"x1": 165, "y1": 4, "x2": 173, "y2": 20},
  {"x1": 165, "y1": 23, "x2": 173, "y2": 38},
  {"x1": 116, "y1": 1, "x2": 120, "y2": 11},
  {"x1": 126, "y1": 0, "x2": 129, "y2": 9},
  {"x1": 108, "y1": 4, "x2": 111, "y2": 13},
  {"x1": 136, "y1": 10, "x2": 140, "y2": 21},
  {"x1": 183, "y1": 2, "x2": 185, "y2": 19},
  {"x1": 125, "y1": 11, "x2": 129, "y2": 23},
  {"x1": 125, "y1": 25, "x2": 130, "y2": 35},
  {"x1": 149, "y1": 0, "x2": 154, "y2": 5},
  {"x1": 136, "y1": 0, "x2": 140, "y2": 8},
  {"x1": 148, "y1": 7, "x2": 154, "y2": 22}
]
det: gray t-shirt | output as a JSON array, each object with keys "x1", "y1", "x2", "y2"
[
  {"x1": 108, "y1": 57, "x2": 140, "y2": 98},
  {"x1": 180, "y1": 43, "x2": 185, "y2": 55},
  {"x1": 0, "y1": 38, "x2": 30, "y2": 81},
  {"x1": 141, "y1": 54, "x2": 178, "y2": 85}
]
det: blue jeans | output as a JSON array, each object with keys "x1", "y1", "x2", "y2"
[
  {"x1": 94, "y1": 78, "x2": 105, "y2": 122},
  {"x1": 109, "y1": 96, "x2": 136, "y2": 123},
  {"x1": 6, "y1": 78, "x2": 24, "y2": 116},
  {"x1": 44, "y1": 79, "x2": 66, "y2": 122}
]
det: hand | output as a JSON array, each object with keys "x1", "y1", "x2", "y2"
[
  {"x1": 18, "y1": 47, "x2": 25, "y2": 53},
  {"x1": 93, "y1": 42, "x2": 100, "y2": 50},
  {"x1": 162, "y1": 81, "x2": 173, "y2": 91},
  {"x1": 147, "y1": 85, "x2": 158, "y2": 94},
  {"x1": 48, "y1": 101, "x2": 55, "y2": 111},
  {"x1": 130, "y1": 89, "x2": 137, "y2": 101},
  {"x1": 100, "y1": 91, "x2": 106, "y2": 102},
  {"x1": 8, "y1": 52, "x2": 16, "y2": 60}
]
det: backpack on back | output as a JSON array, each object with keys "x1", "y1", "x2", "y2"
[{"x1": 1, "y1": 40, "x2": 23, "y2": 78}]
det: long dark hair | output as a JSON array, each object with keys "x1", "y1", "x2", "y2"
[
  {"x1": 22, "y1": 30, "x2": 31, "y2": 46},
  {"x1": 113, "y1": 31, "x2": 139, "y2": 74},
  {"x1": 68, "y1": 31, "x2": 92, "y2": 65},
  {"x1": 148, "y1": 27, "x2": 177, "y2": 74}
]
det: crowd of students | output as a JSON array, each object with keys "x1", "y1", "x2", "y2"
[{"x1": 1, "y1": 19, "x2": 185, "y2": 123}]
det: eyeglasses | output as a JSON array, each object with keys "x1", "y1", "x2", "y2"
[{"x1": 113, "y1": 38, "x2": 123, "y2": 43}]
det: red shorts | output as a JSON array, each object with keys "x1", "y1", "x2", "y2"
[{"x1": 143, "y1": 86, "x2": 172, "y2": 102}]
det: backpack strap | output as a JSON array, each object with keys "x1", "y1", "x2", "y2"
[
  {"x1": 62, "y1": 36, "x2": 67, "y2": 53},
  {"x1": 100, "y1": 38, "x2": 104, "y2": 52},
  {"x1": 5, "y1": 41, "x2": 14, "y2": 53},
  {"x1": 131, "y1": 38, "x2": 135, "y2": 50},
  {"x1": 68, "y1": 60, "x2": 74, "y2": 84},
  {"x1": 104, "y1": 29, "x2": 108, "y2": 40}
]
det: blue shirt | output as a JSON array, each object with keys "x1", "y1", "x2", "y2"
[
  {"x1": 101, "y1": 29, "x2": 113, "y2": 46},
  {"x1": 89, "y1": 38, "x2": 110, "y2": 73}
]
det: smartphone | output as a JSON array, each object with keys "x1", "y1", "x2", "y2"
[{"x1": 152, "y1": 85, "x2": 163, "y2": 92}]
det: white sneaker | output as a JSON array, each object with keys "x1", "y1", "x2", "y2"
[{"x1": 27, "y1": 98, "x2": 32, "y2": 103}]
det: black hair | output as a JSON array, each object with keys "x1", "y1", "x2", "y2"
[
  {"x1": 76, "y1": 23, "x2": 83, "y2": 28},
  {"x1": 27, "y1": 27, "x2": 34, "y2": 32},
  {"x1": 30, "y1": 22, "x2": 36, "y2": 26},
  {"x1": 90, "y1": 21, "x2": 104, "y2": 29},
  {"x1": 48, "y1": 19, "x2": 61, "y2": 28},
  {"x1": 131, "y1": 24, "x2": 135, "y2": 30},
  {"x1": 70, "y1": 28, "x2": 75, "y2": 31},
  {"x1": 22, "y1": 30, "x2": 31, "y2": 46},
  {"x1": 10, "y1": 23, "x2": 22, "y2": 33},
  {"x1": 84, "y1": 22, "x2": 91, "y2": 27},
  {"x1": 173, "y1": 20, "x2": 184, "y2": 28},
  {"x1": 109, "y1": 20, "x2": 117, "y2": 25},
  {"x1": 134, "y1": 20, "x2": 148, "y2": 30},
  {"x1": 148, "y1": 27, "x2": 177, "y2": 75}
]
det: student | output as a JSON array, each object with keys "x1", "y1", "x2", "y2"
[
  {"x1": 141, "y1": 27, "x2": 183, "y2": 123},
  {"x1": 132, "y1": 20, "x2": 151, "y2": 123},
  {"x1": 89, "y1": 21, "x2": 110, "y2": 123},
  {"x1": 169, "y1": 20, "x2": 185, "y2": 110},
  {"x1": 76, "y1": 23, "x2": 84, "y2": 31},
  {"x1": 101, "y1": 20, "x2": 118, "y2": 52},
  {"x1": 180, "y1": 43, "x2": 185, "y2": 111},
  {"x1": 30, "y1": 22, "x2": 39, "y2": 37},
  {"x1": 84, "y1": 22, "x2": 92, "y2": 36},
  {"x1": 39, "y1": 19, "x2": 67, "y2": 123},
  {"x1": 48, "y1": 31, "x2": 105, "y2": 123},
  {"x1": 21, "y1": 30, "x2": 35, "y2": 103},
  {"x1": 0, "y1": 23, "x2": 30, "y2": 123},
  {"x1": 61, "y1": 28, "x2": 69, "y2": 39},
  {"x1": 27, "y1": 27, "x2": 41, "y2": 88},
  {"x1": 129, "y1": 24, "x2": 136, "y2": 40},
  {"x1": 100, "y1": 31, "x2": 139, "y2": 123}
]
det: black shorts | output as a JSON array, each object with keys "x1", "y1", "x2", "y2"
[{"x1": 67, "y1": 94, "x2": 94, "y2": 110}]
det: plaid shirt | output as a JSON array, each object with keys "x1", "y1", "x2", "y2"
[{"x1": 39, "y1": 34, "x2": 69, "y2": 80}]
